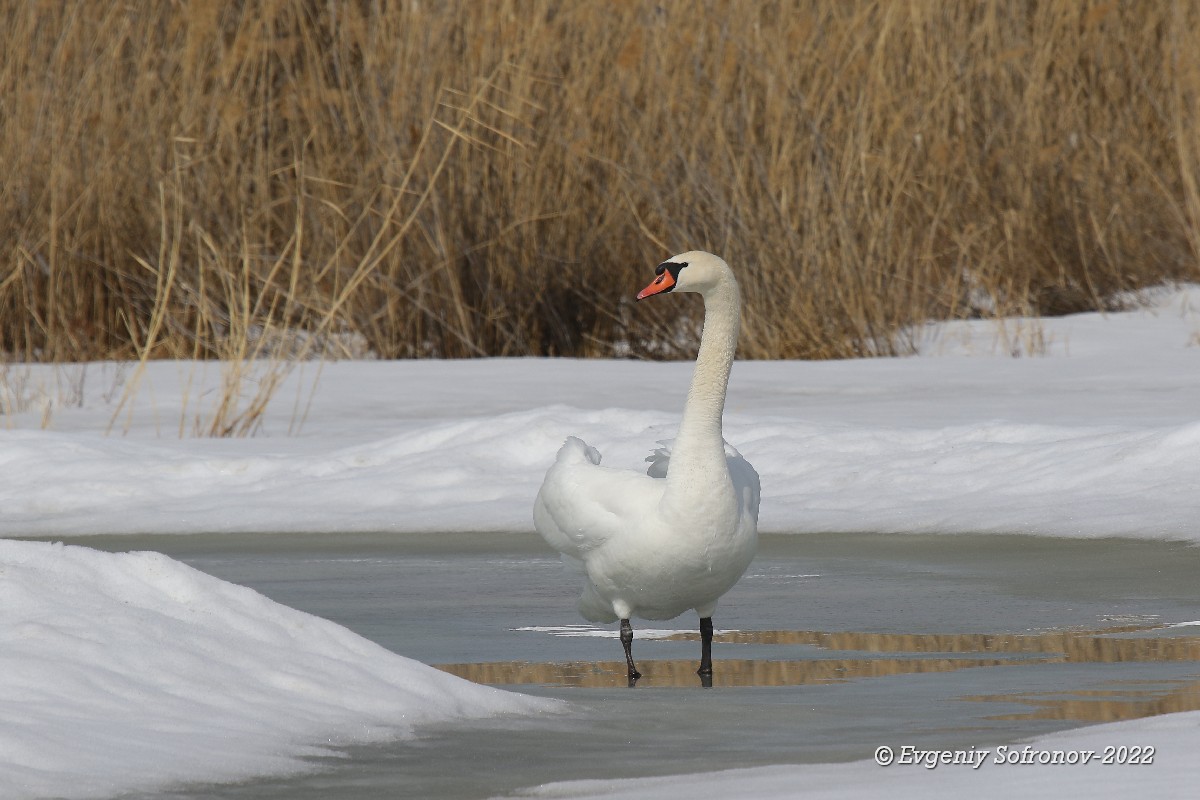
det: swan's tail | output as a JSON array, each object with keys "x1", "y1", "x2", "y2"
[{"x1": 555, "y1": 436, "x2": 601, "y2": 466}]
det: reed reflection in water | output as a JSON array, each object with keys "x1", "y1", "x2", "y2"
[
  {"x1": 436, "y1": 626, "x2": 1200, "y2": 721},
  {"x1": 965, "y1": 680, "x2": 1200, "y2": 724},
  {"x1": 438, "y1": 655, "x2": 1029, "y2": 689}
]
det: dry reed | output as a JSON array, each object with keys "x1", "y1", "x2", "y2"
[{"x1": 3, "y1": 0, "x2": 1199, "y2": 365}]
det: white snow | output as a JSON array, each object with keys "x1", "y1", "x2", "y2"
[
  {"x1": 509, "y1": 710, "x2": 1200, "y2": 799},
  {"x1": 0, "y1": 539, "x2": 555, "y2": 800},
  {"x1": 2, "y1": 286, "x2": 1198, "y2": 541},
  {"x1": 2, "y1": 285, "x2": 1200, "y2": 798}
]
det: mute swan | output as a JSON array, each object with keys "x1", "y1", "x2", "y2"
[{"x1": 534, "y1": 251, "x2": 760, "y2": 683}]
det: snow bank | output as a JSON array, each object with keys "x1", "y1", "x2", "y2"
[
  {"x1": 0, "y1": 540, "x2": 553, "y2": 800},
  {"x1": 1, "y1": 286, "x2": 1198, "y2": 541},
  {"x1": 512, "y1": 709, "x2": 1200, "y2": 799},
  {"x1": 2, "y1": 407, "x2": 1198, "y2": 540}
]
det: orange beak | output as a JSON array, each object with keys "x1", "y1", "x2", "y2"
[{"x1": 636, "y1": 270, "x2": 676, "y2": 300}]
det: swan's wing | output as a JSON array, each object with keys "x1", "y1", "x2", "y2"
[
  {"x1": 646, "y1": 438, "x2": 759, "y2": 523},
  {"x1": 646, "y1": 437, "x2": 746, "y2": 467},
  {"x1": 727, "y1": 450, "x2": 761, "y2": 524},
  {"x1": 535, "y1": 437, "x2": 665, "y2": 560}
]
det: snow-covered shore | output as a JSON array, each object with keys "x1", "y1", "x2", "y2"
[
  {"x1": 0, "y1": 540, "x2": 555, "y2": 800},
  {"x1": 512, "y1": 709, "x2": 1200, "y2": 799}
]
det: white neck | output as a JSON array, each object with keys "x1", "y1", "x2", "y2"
[{"x1": 664, "y1": 272, "x2": 740, "y2": 504}]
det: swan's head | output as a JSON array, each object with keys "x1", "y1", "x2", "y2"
[{"x1": 636, "y1": 250, "x2": 731, "y2": 300}]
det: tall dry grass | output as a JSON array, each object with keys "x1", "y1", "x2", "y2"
[{"x1": 3, "y1": 0, "x2": 1200, "y2": 364}]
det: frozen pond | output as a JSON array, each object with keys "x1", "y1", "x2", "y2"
[{"x1": 68, "y1": 531, "x2": 1200, "y2": 799}]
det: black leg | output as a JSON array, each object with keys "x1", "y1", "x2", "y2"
[
  {"x1": 620, "y1": 618, "x2": 641, "y2": 683},
  {"x1": 697, "y1": 616, "x2": 714, "y2": 676}
]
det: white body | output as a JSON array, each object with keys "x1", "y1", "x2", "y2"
[{"x1": 533, "y1": 251, "x2": 760, "y2": 623}]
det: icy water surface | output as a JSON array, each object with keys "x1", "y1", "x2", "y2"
[{"x1": 72, "y1": 531, "x2": 1200, "y2": 799}]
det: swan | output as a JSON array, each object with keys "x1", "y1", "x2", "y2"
[{"x1": 533, "y1": 250, "x2": 760, "y2": 683}]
